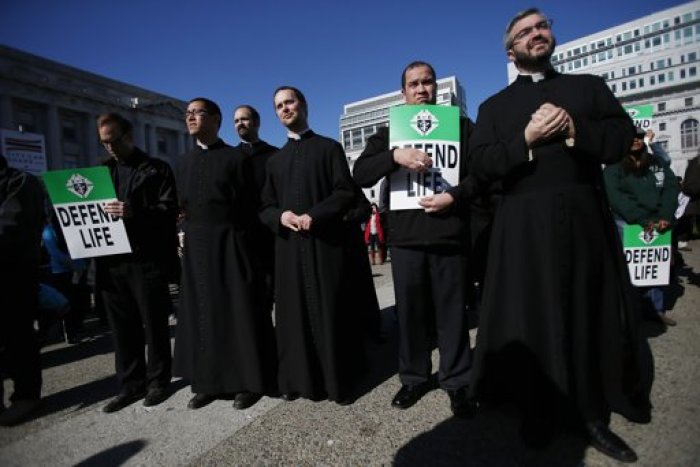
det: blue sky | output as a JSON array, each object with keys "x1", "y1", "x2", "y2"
[{"x1": 0, "y1": 0, "x2": 685, "y2": 147}]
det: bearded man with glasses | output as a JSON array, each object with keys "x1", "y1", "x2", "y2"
[{"x1": 468, "y1": 8, "x2": 652, "y2": 463}]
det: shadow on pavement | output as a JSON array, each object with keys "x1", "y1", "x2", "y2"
[
  {"x1": 40, "y1": 331, "x2": 114, "y2": 371},
  {"x1": 394, "y1": 407, "x2": 587, "y2": 467},
  {"x1": 346, "y1": 306, "x2": 399, "y2": 402},
  {"x1": 74, "y1": 439, "x2": 147, "y2": 466}
]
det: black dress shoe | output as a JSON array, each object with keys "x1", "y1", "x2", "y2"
[
  {"x1": 103, "y1": 391, "x2": 146, "y2": 413},
  {"x1": 447, "y1": 387, "x2": 477, "y2": 418},
  {"x1": 143, "y1": 387, "x2": 169, "y2": 407},
  {"x1": 391, "y1": 383, "x2": 430, "y2": 409},
  {"x1": 233, "y1": 392, "x2": 262, "y2": 410},
  {"x1": 281, "y1": 393, "x2": 300, "y2": 402},
  {"x1": 586, "y1": 421, "x2": 638, "y2": 463},
  {"x1": 187, "y1": 393, "x2": 216, "y2": 409}
]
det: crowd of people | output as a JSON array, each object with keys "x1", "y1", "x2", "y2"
[{"x1": 2, "y1": 7, "x2": 700, "y2": 464}]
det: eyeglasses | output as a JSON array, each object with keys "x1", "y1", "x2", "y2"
[
  {"x1": 100, "y1": 134, "x2": 125, "y2": 147},
  {"x1": 510, "y1": 19, "x2": 553, "y2": 46},
  {"x1": 184, "y1": 109, "x2": 209, "y2": 119}
]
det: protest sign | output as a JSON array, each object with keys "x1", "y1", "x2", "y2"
[
  {"x1": 622, "y1": 224, "x2": 671, "y2": 286},
  {"x1": 389, "y1": 105, "x2": 460, "y2": 210},
  {"x1": 43, "y1": 167, "x2": 131, "y2": 259}
]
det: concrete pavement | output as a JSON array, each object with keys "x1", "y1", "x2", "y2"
[{"x1": 1, "y1": 242, "x2": 699, "y2": 466}]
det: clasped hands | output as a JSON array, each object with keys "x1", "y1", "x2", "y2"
[
  {"x1": 281, "y1": 210, "x2": 312, "y2": 232},
  {"x1": 524, "y1": 102, "x2": 575, "y2": 147}
]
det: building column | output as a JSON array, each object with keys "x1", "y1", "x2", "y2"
[
  {"x1": 85, "y1": 113, "x2": 99, "y2": 165},
  {"x1": 148, "y1": 124, "x2": 158, "y2": 156},
  {"x1": 0, "y1": 95, "x2": 13, "y2": 130},
  {"x1": 46, "y1": 104, "x2": 61, "y2": 170}
]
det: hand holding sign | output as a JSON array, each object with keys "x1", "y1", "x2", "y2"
[
  {"x1": 393, "y1": 147, "x2": 433, "y2": 172},
  {"x1": 103, "y1": 200, "x2": 129, "y2": 218},
  {"x1": 418, "y1": 192, "x2": 454, "y2": 214}
]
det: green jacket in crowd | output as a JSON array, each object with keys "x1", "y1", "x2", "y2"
[{"x1": 603, "y1": 151, "x2": 679, "y2": 226}]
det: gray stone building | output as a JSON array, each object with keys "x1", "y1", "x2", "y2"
[{"x1": 0, "y1": 44, "x2": 192, "y2": 171}]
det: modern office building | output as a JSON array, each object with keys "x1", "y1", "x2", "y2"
[
  {"x1": 339, "y1": 76, "x2": 466, "y2": 201},
  {"x1": 0, "y1": 44, "x2": 192, "y2": 172},
  {"x1": 507, "y1": 1, "x2": 700, "y2": 175}
]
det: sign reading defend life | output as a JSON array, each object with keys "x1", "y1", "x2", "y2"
[
  {"x1": 389, "y1": 105, "x2": 460, "y2": 210},
  {"x1": 43, "y1": 167, "x2": 132, "y2": 259},
  {"x1": 622, "y1": 225, "x2": 671, "y2": 286}
]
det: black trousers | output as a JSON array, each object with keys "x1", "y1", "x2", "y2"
[
  {"x1": 0, "y1": 266, "x2": 42, "y2": 401},
  {"x1": 97, "y1": 258, "x2": 172, "y2": 394},
  {"x1": 391, "y1": 246, "x2": 472, "y2": 390}
]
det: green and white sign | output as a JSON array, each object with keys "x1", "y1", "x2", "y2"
[
  {"x1": 389, "y1": 105, "x2": 460, "y2": 210},
  {"x1": 624, "y1": 104, "x2": 653, "y2": 131},
  {"x1": 43, "y1": 167, "x2": 131, "y2": 259},
  {"x1": 622, "y1": 225, "x2": 671, "y2": 286}
]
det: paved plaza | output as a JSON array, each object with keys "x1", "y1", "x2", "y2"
[{"x1": 2, "y1": 242, "x2": 699, "y2": 466}]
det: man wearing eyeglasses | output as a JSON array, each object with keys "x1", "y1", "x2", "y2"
[
  {"x1": 233, "y1": 105, "x2": 278, "y2": 314},
  {"x1": 96, "y1": 113, "x2": 178, "y2": 413},
  {"x1": 468, "y1": 8, "x2": 651, "y2": 463},
  {"x1": 173, "y1": 98, "x2": 277, "y2": 412}
]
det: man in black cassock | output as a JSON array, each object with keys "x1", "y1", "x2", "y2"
[
  {"x1": 233, "y1": 105, "x2": 278, "y2": 313},
  {"x1": 353, "y1": 62, "x2": 479, "y2": 417},
  {"x1": 96, "y1": 113, "x2": 178, "y2": 413},
  {"x1": 260, "y1": 86, "x2": 379, "y2": 404},
  {"x1": 0, "y1": 154, "x2": 44, "y2": 426},
  {"x1": 174, "y1": 98, "x2": 277, "y2": 411},
  {"x1": 468, "y1": 8, "x2": 652, "y2": 463}
]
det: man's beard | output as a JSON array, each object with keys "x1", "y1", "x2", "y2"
[{"x1": 514, "y1": 35, "x2": 556, "y2": 72}]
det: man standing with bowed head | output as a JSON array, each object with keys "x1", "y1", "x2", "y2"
[
  {"x1": 96, "y1": 113, "x2": 178, "y2": 413},
  {"x1": 353, "y1": 62, "x2": 479, "y2": 417},
  {"x1": 233, "y1": 104, "x2": 278, "y2": 313},
  {"x1": 260, "y1": 86, "x2": 378, "y2": 404},
  {"x1": 174, "y1": 98, "x2": 277, "y2": 411},
  {"x1": 468, "y1": 8, "x2": 652, "y2": 462}
]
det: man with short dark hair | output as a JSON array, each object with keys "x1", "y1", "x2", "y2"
[
  {"x1": 353, "y1": 62, "x2": 479, "y2": 417},
  {"x1": 233, "y1": 104, "x2": 278, "y2": 312},
  {"x1": 260, "y1": 86, "x2": 378, "y2": 404},
  {"x1": 96, "y1": 112, "x2": 179, "y2": 413},
  {"x1": 468, "y1": 8, "x2": 651, "y2": 462},
  {"x1": 174, "y1": 98, "x2": 277, "y2": 411}
]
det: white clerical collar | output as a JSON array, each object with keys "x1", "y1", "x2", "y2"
[
  {"x1": 287, "y1": 128, "x2": 311, "y2": 141},
  {"x1": 520, "y1": 71, "x2": 546, "y2": 82},
  {"x1": 196, "y1": 138, "x2": 221, "y2": 150}
]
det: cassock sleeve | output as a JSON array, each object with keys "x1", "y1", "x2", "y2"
[
  {"x1": 446, "y1": 118, "x2": 489, "y2": 207},
  {"x1": 307, "y1": 141, "x2": 358, "y2": 226},
  {"x1": 568, "y1": 76, "x2": 635, "y2": 165},
  {"x1": 353, "y1": 128, "x2": 397, "y2": 187},
  {"x1": 468, "y1": 100, "x2": 532, "y2": 180},
  {"x1": 259, "y1": 156, "x2": 284, "y2": 234}
]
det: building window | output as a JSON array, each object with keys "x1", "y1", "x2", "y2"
[
  {"x1": 611, "y1": 84, "x2": 617, "y2": 93},
  {"x1": 686, "y1": 97, "x2": 694, "y2": 107},
  {"x1": 639, "y1": 78, "x2": 644, "y2": 88},
  {"x1": 681, "y1": 69, "x2": 687, "y2": 79},
  {"x1": 690, "y1": 67, "x2": 698, "y2": 77},
  {"x1": 658, "y1": 102, "x2": 666, "y2": 112},
  {"x1": 650, "y1": 76, "x2": 656, "y2": 85},
  {"x1": 659, "y1": 122, "x2": 667, "y2": 131},
  {"x1": 681, "y1": 119, "x2": 699, "y2": 150},
  {"x1": 658, "y1": 74, "x2": 666, "y2": 84},
  {"x1": 622, "y1": 82, "x2": 627, "y2": 91}
]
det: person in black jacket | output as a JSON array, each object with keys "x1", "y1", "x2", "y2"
[
  {"x1": 0, "y1": 154, "x2": 44, "y2": 426},
  {"x1": 353, "y1": 62, "x2": 478, "y2": 417},
  {"x1": 96, "y1": 113, "x2": 179, "y2": 413}
]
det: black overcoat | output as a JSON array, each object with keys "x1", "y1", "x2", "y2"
[
  {"x1": 260, "y1": 131, "x2": 378, "y2": 402},
  {"x1": 173, "y1": 141, "x2": 277, "y2": 395},
  {"x1": 468, "y1": 71, "x2": 652, "y2": 423}
]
